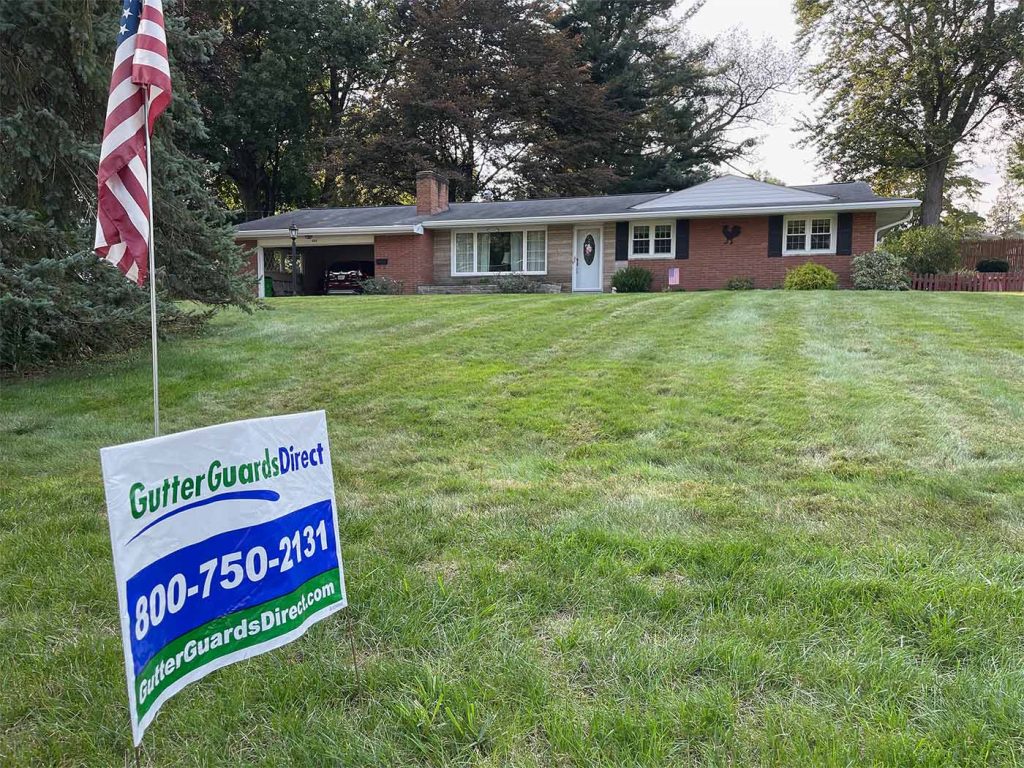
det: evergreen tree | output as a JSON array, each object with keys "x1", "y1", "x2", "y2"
[
  {"x1": 186, "y1": 0, "x2": 387, "y2": 218},
  {"x1": 0, "y1": 0, "x2": 253, "y2": 372},
  {"x1": 557, "y1": 2, "x2": 796, "y2": 193},
  {"x1": 1008, "y1": 134, "x2": 1024, "y2": 186},
  {"x1": 987, "y1": 176, "x2": 1024, "y2": 236}
]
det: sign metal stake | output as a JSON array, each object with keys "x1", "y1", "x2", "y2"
[
  {"x1": 143, "y1": 85, "x2": 160, "y2": 438},
  {"x1": 346, "y1": 609, "x2": 362, "y2": 691}
]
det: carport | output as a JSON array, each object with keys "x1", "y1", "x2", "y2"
[
  {"x1": 233, "y1": 206, "x2": 424, "y2": 298},
  {"x1": 260, "y1": 242, "x2": 374, "y2": 296}
]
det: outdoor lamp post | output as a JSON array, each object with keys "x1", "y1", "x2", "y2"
[{"x1": 289, "y1": 221, "x2": 299, "y2": 296}]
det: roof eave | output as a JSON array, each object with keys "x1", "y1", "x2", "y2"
[
  {"x1": 422, "y1": 200, "x2": 922, "y2": 229},
  {"x1": 234, "y1": 223, "x2": 423, "y2": 240}
]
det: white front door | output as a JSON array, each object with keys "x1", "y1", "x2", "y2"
[{"x1": 573, "y1": 226, "x2": 602, "y2": 292}]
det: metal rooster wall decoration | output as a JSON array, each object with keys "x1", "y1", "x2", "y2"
[{"x1": 722, "y1": 225, "x2": 742, "y2": 245}]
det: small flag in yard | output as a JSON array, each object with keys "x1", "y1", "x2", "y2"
[{"x1": 94, "y1": 0, "x2": 172, "y2": 285}]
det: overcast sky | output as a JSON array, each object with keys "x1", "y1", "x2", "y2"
[{"x1": 684, "y1": 0, "x2": 1004, "y2": 216}]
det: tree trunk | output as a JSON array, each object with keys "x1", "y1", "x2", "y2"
[
  {"x1": 237, "y1": 179, "x2": 264, "y2": 222},
  {"x1": 921, "y1": 158, "x2": 948, "y2": 226},
  {"x1": 319, "y1": 67, "x2": 341, "y2": 205}
]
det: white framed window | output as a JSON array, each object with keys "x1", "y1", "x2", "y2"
[
  {"x1": 450, "y1": 228, "x2": 547, "y2": 276},
  {"x1": 783, "y1": 214, "x2": 836, "y2": 255},
  {"x1": 630, "y1": 221, "x2": 674, "y2": 258},
  {"x1": 454, "y1": 232, "x2": 474, "y2": 273},
  {"x1": 526, "y1": 230, "x2": 546, "y2": 271}
]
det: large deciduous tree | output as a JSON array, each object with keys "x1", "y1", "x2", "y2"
[
  {"x1": 186, "y1": 0, "x2": 386, "y2": 218},
  {"x1": 796, "y1": 0, "x2": 1024, "y2": 226}
]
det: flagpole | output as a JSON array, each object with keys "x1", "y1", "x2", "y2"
[{"x1": 143, "y1": 86, "x2": 160, "y2": 438}]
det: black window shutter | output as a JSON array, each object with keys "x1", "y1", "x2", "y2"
[
  {"x1": 615, "y1": 222, "x2": 629, "y2": 261},
  {"x1": 836, "y1": 212, "x2": 853, "y2": 255},
  {"x1": 675, "y1": 219, "x2": 689, "y2": 260},
  {"x1": 768, "y1": 215, "x2": 783, "y2": 257}
]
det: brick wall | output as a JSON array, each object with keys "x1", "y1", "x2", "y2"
[
  {"x1": 428, "y1": 213, "x2": 875, "y2": 292},
  {"x1": 244, "y1": 211, "x2": 877, "y2": 296},
  {"x1": 374, "y1": 232, "x2": 434, "y2": 294},
  {"x1": 627, "y1": 212, "x2": 876, "y2": 291},
  {"x1": 237, "y1": 239, "x2": 260, "y2": 296}
]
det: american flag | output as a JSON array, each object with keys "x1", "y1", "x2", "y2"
[{"x1": 94, "y1": 0, "x2": 172, "y2": 285}]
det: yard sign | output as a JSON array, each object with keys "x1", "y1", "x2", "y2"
[{"x1": 100, "y1": 411, "x2": 347, "y2": 745}]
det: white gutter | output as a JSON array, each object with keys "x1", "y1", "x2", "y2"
[
  {"x1": 421, "y1": 199, "x2": 922, "y2": 229},
  {"x1": 874, "y1": 210, "x2": 915, "y2": 245},
  {"x1": 234, "y1": 223, "x2": 423, "y2": 240}
]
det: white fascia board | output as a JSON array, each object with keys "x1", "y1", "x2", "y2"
[
  {"x1": 234, "y1": 224, "x2": 423, "y2": 240},
  {"x1": 421, "y1": 200, "x2": 922, "y2": 229}
]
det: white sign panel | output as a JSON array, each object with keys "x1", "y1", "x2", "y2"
[{"x1": 100, "y1": 411, "x2": 346, "y2": 745}]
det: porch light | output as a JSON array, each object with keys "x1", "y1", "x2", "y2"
[{"x1": 289, "y1": 221, "x2": 299, "y2": 296}]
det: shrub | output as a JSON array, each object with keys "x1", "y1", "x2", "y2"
[
  {"x1": 611, "y1": 266, "x2": 653, "y2": 293},
  {"x1": 493, "y1": 274, "x2": 542, "y2": 293},
  {"x1": 885, "y1": 226, "x2": 960, "y2": 274},
  {"x1": 725, "y1": 277, "x2": 755, "y2": 290},
  {"x1": 851, "y1": 250, "x2": 909, "y2": 290},
  {"x1": 359, "y1": 277, "x2": 404, "y2": 295},
  {"x1": 976, "y1": 259, "x2": 1010, "y2": 273},
  {"x1": 783, "y1": 262, "x2": 838, "y2": 290}
]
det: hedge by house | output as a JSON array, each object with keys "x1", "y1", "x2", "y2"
[
  {"x1": 884, "y1": 226, "x2": 960, "y2": 275},
  {"x1": 852, "y1": 250, "x2": 910, "y2": 290},
  {"x1": 783, "y1": 262, "x2": 838, "y2": 290},
  {"x1": 612, "y1": 266, "x2": 653, "y2": 293}
]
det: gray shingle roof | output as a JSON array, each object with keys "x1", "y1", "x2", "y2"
[
  {"x1": 235, "y1": 205, "x2": 420, "y2": 232},
  {"x1": 792, "y1": 181, "x2": 888, "y2": 203},
  {"x1": 426, "y1": 192, "x2": 667, "y2": 222},
  {"x1": 234, "y1": 179, "x2": 916, "y2": 235}
]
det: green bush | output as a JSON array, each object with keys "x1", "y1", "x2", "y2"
[
  {"x1": 611, "y1": 266, "x2": 653, "y2": 293},
  {"x1": 885, "y1": 226, "x2": 960, "y2": 274},
  {"x1": 976, "y1": 259, "x2": 1010, "y2": 273},
  {"x1": 725, "y1": 277, "x2": 755, "y2": 290},
  {"x1": 783, "y1": 262, "x2": 838, "y2": 290},
  {"x1": 359, "y1": 277, "x2": 404, "y2": 295},
  {"x1": 851, "y1": 250, "x2": 909, "y2": 290},
  {"x1": 493, "y1": 274, "x2": 543, "y2": 293},
  {"x1": 0, "y1": 247, "x2": 208, "y2": 373}
]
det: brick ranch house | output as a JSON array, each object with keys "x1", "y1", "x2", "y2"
[{"x1": 235, "y1": 173, "x2": 920, "y2": 295}]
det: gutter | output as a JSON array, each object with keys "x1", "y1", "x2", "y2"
[
  {"x1": 234, "y1": 223, "x2": 423, "y2": 240},
  {"x1": 874, "y1": 210, "x2": 915, "y2": 245},
  {"x1": 421, "y1": 200, "x2": 922, "y2": 229}
]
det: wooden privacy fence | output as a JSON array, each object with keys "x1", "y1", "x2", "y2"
[
  {"x1": 961, "y1": 239, "x2": 1024, "y2": 271},
  {"x1": 911, "y1": 272, "x2": 1024, "y2": 292}
]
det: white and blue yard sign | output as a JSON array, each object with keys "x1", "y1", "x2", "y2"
[{"x1": 100, "y1": 411, "x2": 346, "y2": 745}]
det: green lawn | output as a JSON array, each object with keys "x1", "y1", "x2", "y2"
[{"x1": 2, "y1": 291, "x2": 1024, "y2": 766}]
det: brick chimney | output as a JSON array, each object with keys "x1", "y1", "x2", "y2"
[{"x1": 416, "y1": 170, "x2": 449, "y2": 215}]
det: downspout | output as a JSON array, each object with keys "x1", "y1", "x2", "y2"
[
  {"x1": 875, "y1": 211, "x2": 914, "y2": 246},
  {"x1": 256, "y1": 245, "x2": 265, "y2": 299}
]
